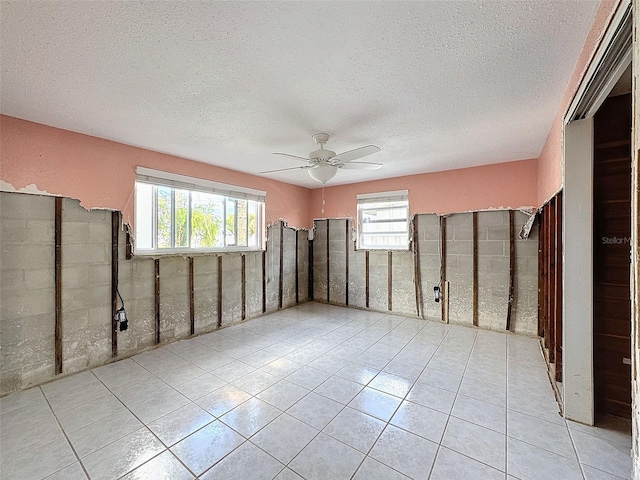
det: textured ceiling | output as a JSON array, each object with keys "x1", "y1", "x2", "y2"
[{"x1": 1, "y1": 1, "x2": 600, "y2": 188}]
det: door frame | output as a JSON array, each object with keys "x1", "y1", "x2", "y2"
[{"x1": 562, "y1": 0, "x2": 632, "y2": 425}]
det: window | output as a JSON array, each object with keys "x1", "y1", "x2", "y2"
[
  {"x1": 134, "y1": 167, "x2": 265, "y2": 253},
  {"x1": 357, "y1": 190, "x2": 409, "y2": 249}
]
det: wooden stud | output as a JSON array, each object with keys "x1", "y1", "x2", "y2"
[
  {"x1": 345, "y1": 219, "x2": 350, "y2": 306},
  {"x1": 308, "y1": 240, "x2": 314, "y2": 301},
  {"x1": 326, "y1": 220, "x2": 330, "y2": 303},
  {"x1": 54, "y1": 197, "x2": 63, "y2": 374},
  {"x1": 472, "y1": 212, "x2": 479, "y2": 327},
  {"x1": 279, "y1": 221, "x2": 284, "y2": 309},
  {"x1": 365, "y1": 250, "x2": 370, "y2": 308},
  {"x1": 440, "y1": 216, "x2": 447, "y2": 322},
  {"x1": 388, "y1": 251, "x2": 393, "y2": 311},
  {"x1": 217, "y1": 255, "x2": 223, "y2": 328},
  {"x1": 413, "y1": 216, "x2": 423, "y2": 318},
  {"x1": 295, "y1": 230, "x2": 299, "y2": 304},
  {"x1": 241, "y1": 254, "x2": 246, "y2": 320},
  {"x1": 548, "y1": 200, "x2": 556, "y2": 361},
  {"x1": 443, "y1": 281, "x2": 450, "y2": 324},
  {"x1": 189, "y1": 257, "x2": 195, "y2": 335},
  {"x1": 538, "y1": 209, "x2": 546, "y2": 338},
  {"x1": 154, "y1": 258, "x2": 160, "y2": 344},
  {"x1": 262, "y1": 250, "x2": 267, "y2": 313},
  {"x1": 555, "y1": 192, "x2": 564, "y2": 381},
  {"x1": 541, "y1": 205, "x2": 548, "y2": 346},
  {"x1": 506, "y1": 210, "x2": 515, "y2": 331},
  {"x1": 111, "y1": 211, "x2": 119, "y2": 358}
]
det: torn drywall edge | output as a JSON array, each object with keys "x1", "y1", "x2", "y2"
[
  {"x1": 0, "y1": 181, "x2": 119, "y2": 214},
  {"x1": 519, "y1": 209, "x2": 539, "y2": 239}
]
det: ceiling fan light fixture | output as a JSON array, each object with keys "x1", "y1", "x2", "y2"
[{"x1": 308, "y1": 163, "x2": 338, "y2": 184}]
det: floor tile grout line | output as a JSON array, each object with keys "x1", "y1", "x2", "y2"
[
  {"x1": 89, "y1": 369, "x2": 200, "y2": 479},
  {"x1": 11, "y1": 304, "x2": 622, "y2": 480},
  {"x1": 427, "y1": 326, "x2": 482, "y2": 479},
  {"x1": 506, "y1": 334, "x2": 590, "y2": 477},
  {"x1": 332, "y1": 316, "x2": 461, "y2": 478},
  {"x1": 566, "y1": 422, "x2": 589, "y2": 480},
  {"x1": 264, "y1": 312, "x2": 430, "y2": 479},
  {"x1": 37, "y1": 385, "x2": 92, "y2": 480},
  {"x1": 190, "y1": 344, "x2": 336, "y2": 479},
  {"x1": 567, "y1": 419, "x2": 634, "y2": 449}
]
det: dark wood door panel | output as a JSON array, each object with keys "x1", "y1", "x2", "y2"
[
  {"x1": 593, "y1": 92, "x2": 631, "y2": 419},
  {"x1": 594, "y1": 283, "x2": 633, "y2": 301}
]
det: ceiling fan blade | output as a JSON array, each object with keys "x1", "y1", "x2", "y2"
[
  {"x1": 331, "y1": 145, "x2": 380, "y2": 163},
  {"x1": 259, "y1": 165, "x2": 312, "y2": 175},
  {"x1": 339, "y1": 161, "x2": 383, "y2": 170},
  {"x1": 273, "y1": 152, "x2": 310, "y2": 162}
]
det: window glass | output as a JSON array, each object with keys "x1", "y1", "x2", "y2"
[
  {"x1": 175, "y1": 189, "x2": 189, "y2": 248},
  {"x1": 191, "y1": 191, "x2": 222, "y2": 248},
  {"x1": 135, "y1": 182, "x2": 264, "y2": 254},
  {"x1": 157, "y1": 186, "x2": 172, "y2": 249},
  {"x1": 357, "y1": 195, "x2": 409, "y2": 249}
]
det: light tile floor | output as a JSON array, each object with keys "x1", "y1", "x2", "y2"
[{"x1": 0, "y1": 302, "x2": 632, "y2": 479}]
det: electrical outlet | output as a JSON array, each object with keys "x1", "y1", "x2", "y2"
[{"x1": 115, "y1": 307, "x2": 128, "y2": 331}]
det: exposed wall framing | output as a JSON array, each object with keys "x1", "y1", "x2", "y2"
[
  {"x1": 0, "y1": 193, "x2": 311, "y2": 396},
  {"x1": 538, "y1": 192, "x2": 564, "y2": 385},
  {"x1": 309, "y1": 212, "x2": 538, "y2": 334}
]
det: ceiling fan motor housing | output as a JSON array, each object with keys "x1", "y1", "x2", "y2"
[
  {"x1": 309, "y1": 148, "x2": 336, "y2": 162},
  {"x1": 310, "y1": 133, "x2": 335, "y2": 162}
]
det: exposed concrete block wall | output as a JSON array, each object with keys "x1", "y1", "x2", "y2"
[
  {"x1": 416, "y1": 214, "x2": 442, "y2": 320},
  {"x1": 0, "y1": 193, "x2": 309, "y2": 395},
  {"x1": 282, "y1": 226, "x2": 297, "y2": 309},
  {"x1": 445, "y1": 213, "x2": 474, "y2": 325},
  {"x1": 513, "y1": 211, "x2": 539, "y2": 336},
  {"x1": 245, "y1": 252, "x2": 264, "y2": 320},
  {"x1": 368, "y1": 250, "x2": 389, "y2": 312},
  {"x1": 192, "y1": 256, "x2": 218, "y2": 334},
  {"x1": 297, "y1": 230, "x2": 310, "y2": 304},
  {"x1": 0, "y1": 193, "x2": 56, "y2": 393},
  {"x1": 265, "y1": 222, "x2": 280, "y2": 313},
  {"x1": 312, "y1": 212, "x2": 538, "y2": 336},
  {"x1": 116, "y1": 235, "x2": 156, "y2": 356},
  {"x1": 391, "y1": 251, "x2": 415, "y2": 317},
  {"x1": 60, "y1": 199, "x2": 112, "y2": 372},
  {"x1": 221, "y1": 255, "x2": 243, "y2": 326},
  {"x1": 476, "y1": 211, "x2": 510, "y2": 330},
  {"x1": 348, "y1": 220, "x2": 367, "y2": 309},
  {"x1": 312, "y1": 220, "x2": 328, "y2": 301},
  {"x1": 328, "y1": 218, "x2": 348, "y2": 305},
  {"x1": 159, "y1": 256, "x2": 190, "y2": 338}
]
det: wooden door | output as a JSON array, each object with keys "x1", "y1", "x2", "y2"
[{"x1": 593, "y1": 93, "x2": 632, "y2": 419}]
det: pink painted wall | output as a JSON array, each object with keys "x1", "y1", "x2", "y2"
[
  {"x1": 1, "y1": 115, "x2": 313, "y2": 229},
  {"x1": 537, "y1": 0, "x2": 621, "y2": 205},
  {"x1": 308, "y1": 158, "x2": 538, "y2": 223}
]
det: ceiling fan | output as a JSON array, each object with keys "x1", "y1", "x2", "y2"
[{"x1": 259, "y1": 133, "x2": 382, "y2": 184}]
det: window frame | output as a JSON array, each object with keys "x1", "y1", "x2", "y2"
[
  {"x1": 134, "y1": 167, "x2": 266, "y2": 255},
  {"x1": 356, "y1": 190, "x2": 410, "y2": 250}
]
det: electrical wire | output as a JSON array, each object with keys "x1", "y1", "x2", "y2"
[{"x1": 116, "y1": 287, "x2": 125, "y2": 309}]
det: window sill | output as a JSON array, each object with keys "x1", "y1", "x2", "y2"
[
  {"x1": 355, "y1": 247, "x2": 410, "y2": 252},
  {"x1": 133, "y1": 247, "x2": 264, "y2": 257}
]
